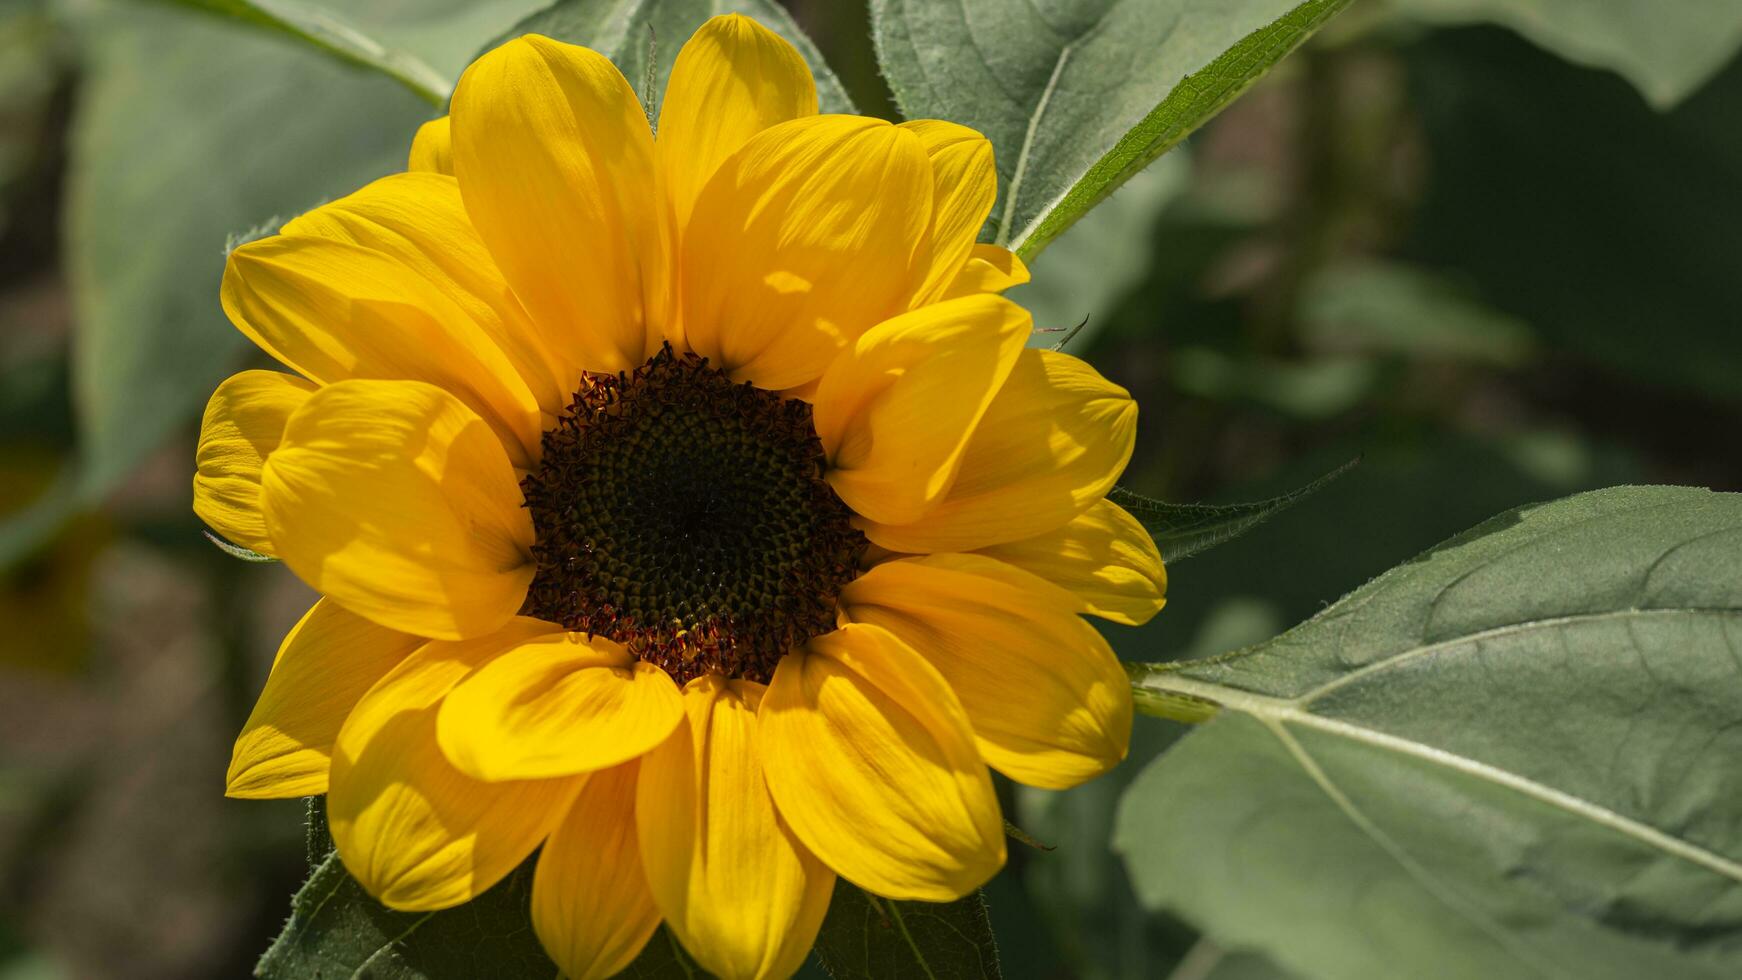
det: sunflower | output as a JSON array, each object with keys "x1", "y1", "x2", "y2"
[{"x1": 199, "y1": 14, "x2": 1165, "y2": 980}]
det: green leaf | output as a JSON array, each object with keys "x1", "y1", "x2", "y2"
[
  {"x1": 493, "y1": 0, "x2": 857, "y2": 114},
  {"x1": 257, "y1": 850, "x2": 556, "y2": 979},
  {"x1": 812, "y1": 879, "x2": 1000, "y2": 980},
  {"x1": 872, "y1": 0, "x2": 1353, "y2": 259},
  {"x1": 1393, "y1": 0, "x2": 1742, "y2": 110},
  {"x1": 1109, "y1": 458, "x2": 1357, "y2": 562},
  {"x1": 261, "y1": 813, "x2": 701, "y2": 979},
  {"x1": 1018, "y1": 435, "x2": 1644, "y2": 979},
  {"x1": 153, "y1": 0, "x2": 453, "y2": 105},
  {"x1": 1117, "y1": 485, "x2": 1742, "y2": 980},
  {"x1": 65, "y1": 0, "x2": 431, "y2": 528}
]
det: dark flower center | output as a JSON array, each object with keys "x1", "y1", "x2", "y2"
[{"x1": 521, "y1": 345, "x2": 867, "y2": 684}]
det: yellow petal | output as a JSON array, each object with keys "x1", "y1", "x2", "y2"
[
  {"x1": 940, "y1": 243, "x2": 1030, "y2": 299},
  {"x1": 227, "y1": 598, "x2": 423, "y2": 799},
  {"x1": 658, "y1": 13, "x2": 817, "y2": 234},
  {"x1": 813, "y1": 294, "x2": 1030, "y2": 525},
  {"x1": 408, "y1": 116, "x2": 453, "y2": 174},
  {"x1": 193, "y1": 369, "x2": 314, "y2": 555},
  {"x1": 531, "y1": 761, "x2": 661, "y2": 980},
  {"x1": 222, "y1": 234, "x2": 543, "y2": 466},
  {"x1": 760, "y1": 624, "x2": 1004, "y2": 901},
  {"x1": 861, "y1": 348, "x2": 1136, "y2": 552},
  {"x1": 680, "y1": 115, "x2": 934, "y2": 391},
  {"x1": 452, "y1": 34, "x2": 665, "y2": 373},
  {"x1": 328, "y1": 619, "x2": 582, "y2": 911},
  {"x1": 842, "y1": 555, "x2": 1132, "y2": 790},
  {"x1": 638, "y1": 676, "x2": 834, "y2": 979},
  {"x1": 976, "y1": 498, "x2": 1166, "y2": 626},
  {"x1": 260, "y1": 379, "x2": 534, "y2": 642},
  {"x1": 438, "y1": 633, "x2": 684, "y2": 781},
  {"x1": 900, "y1": 120, "x2": 997, "y2": 307},
  {"x1": 282, "y1": 172, "x2": 572, "y2": 418}
]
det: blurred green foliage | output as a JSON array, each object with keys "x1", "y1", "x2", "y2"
[{"x1": 0, "y1": 1, "x2": 1738, "y2": 978}]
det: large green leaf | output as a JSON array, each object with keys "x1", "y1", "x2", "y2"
[
  {"x1": 493, "y1": 0, "x2": 857, "y2": 114},
  {"x1": 1394, "y1": 0, "x2": 1742, "y2": 110},
  {"x1": 1017, "y1": 434, "x2": 1644, "y2": 980},
  {"x1": 256, "y1": 850, "x2": 555, "y2": 979},
  {"x1": 154, "y1": 0, "x2": 453, "y2": 104},
  {"x1": 262, "y1": 800, "x2": 702, "y2": 979},
  {"x1": 872, "y1": 0, "x2": 1352, "y2": 259},
  {"x1": 264, "y1": 803, "x2": 994, "y2": 978},
  {"x1": 1116, "y1": 485, "x2": 1742, "y2": 980},
  {"x1": 812, "y1": 880, "x2": 1000, "y2": 979},
  {"x1": 258, "y1": 851, "x2": 709, "y2": 979}
]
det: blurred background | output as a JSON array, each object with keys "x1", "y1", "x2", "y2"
[{"x1": 1, "y1": 0, "x2": 1738, "y2": 977}]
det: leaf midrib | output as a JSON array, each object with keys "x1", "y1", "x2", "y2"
[
  {"x1": 994, "y1": 38, "x2": 1072, "y2": 246},
  {"x1": 986, "y1": 0, "x2": 1128, "y2": 247},
  {"x1": 1264, "y1": 719, "x2": 1572, "y2": 979},
  {"x1": 1134, "y1": 606, "x2": 1742, "y2": 884}
]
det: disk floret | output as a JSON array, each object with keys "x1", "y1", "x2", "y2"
[{"x1": 522, "y1": 345, "x2": 867, "y2": 684}]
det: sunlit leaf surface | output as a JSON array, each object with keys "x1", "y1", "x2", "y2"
[{"x1": 873, "y1": 0, "x2": 1352, "y2": 258}]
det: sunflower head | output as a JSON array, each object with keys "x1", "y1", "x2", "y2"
[
  {"x1": 521, "y1": 343, "x2": 868, "y2": 684},
  {"x1": 201, "y1": 13, "x2": 1165, "y2": 980}
]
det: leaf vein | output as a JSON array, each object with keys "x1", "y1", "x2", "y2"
[
  {"x1": 1294, "y1": 607, "x2": 1742, "y2": 706},
  {"x1": 1139, "y1": 668, "x2": 1742, "y2": 884},
  {"x1": 1262, "y1": 719, "x2": 1569, "y2": 979}
]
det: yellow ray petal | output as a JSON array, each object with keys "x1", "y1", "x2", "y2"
[
  {"x1": 813, "y1": 294, "x2": 1030, "y2": 525},
  {"x1": 408, "y1": 115, "x2": 452, "y2": 174},
  {"x1": 531, "y1": 761, "x2": 661, "y2": 980},
  {"x1": 283, "y1": 172, "x2": 572, "y2": 418},
  {"x1": 438, "y1": 633, "x2": 684, "y2": 781},
  {"x1": 975, "y1": 498, "x2": 1166, "y2": 626},
  {"x1": 760, "y1": 624, "x2": 1004, "y2": 901},
  {"x1": 899, "y1": 120, "x2": 997, "y2": 307},
  {"x1": 193, "y1": 369, "x2": 314, "y2": 555},
  {"x1": 260, "y1": 379, "x2": 534, "y2": 642},
  {"x1": 227, "y1": 598, "x2": 423, "y2": 799},
  {"x1": 842, "y1": 555, "x2": 1133, "y2": 789},
  {"x1": 940, "y1": 243, "x2": 1030, "y2": 299},
  {"x1": 680, "y1": 115, "x2": 934, "y2": 391},
  {"x1": 328, "y1": 618, "x2": 581, "y2": 911},
  {"x1": 658, "y1": 13, "x2": 817, "y2": 235},
  {"x1": 638, "y1": 676, "x2": 834, "y2": 979},
  {"x1": 452, "y1": 34, "x2": 666, "y2": 373},
  {"x1": 861, "y1": 348, "x2": 1136, "y2": 553},
  {"x1": 223, "y1": 234, "x2": 543, "y2": 466}
]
